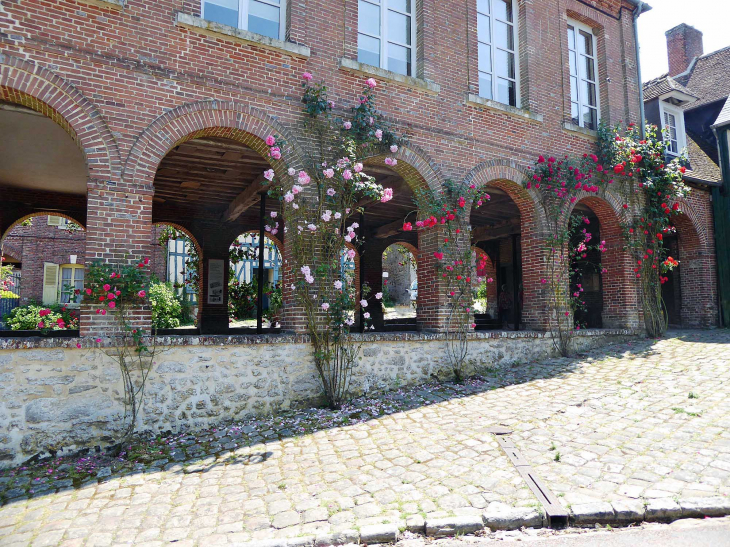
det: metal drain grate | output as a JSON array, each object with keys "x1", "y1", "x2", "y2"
[{"x1": 491, "y1": 429, "x2": 569, "y2": 528}]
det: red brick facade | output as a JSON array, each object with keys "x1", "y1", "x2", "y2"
[{"x1": 0, "y1": 0, "x2": 718, "y2": 334}]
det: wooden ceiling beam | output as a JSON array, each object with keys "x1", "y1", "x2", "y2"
[{"x1": 221, "y1": 175, "x2": 270, "y2": 223}]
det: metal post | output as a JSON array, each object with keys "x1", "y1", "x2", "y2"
[
  {"x1": 512, "y1": 234, "x2": 520, "y2": 331},
  {"x1": 359, "y1": 212, "x2": 365, "y2": 333},
  {"x1": 256, "y1": 193, "x2": 266, "y2": 333}
]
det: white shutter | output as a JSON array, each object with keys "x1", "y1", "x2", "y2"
[
  {"x1": 42, "y1": 263, "x2": 59, "y2": 305},
  {"x1": 47, "y1": 216, "x2": 62, "y2": 226}
]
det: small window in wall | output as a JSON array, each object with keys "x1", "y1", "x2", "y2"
[
  {"x1": 358, "y1": 0, "x2": 415, "y2": 76},
  {"x1": 202, "y1": 0, "x2": 285, "y2": 40},
  {"x1": 568, "y1": 20, "x2": 599, "y2": 130},
  {"x1": 659, "y1": 102, "x2": 687, "y2": 156},
  {"x1": 476, "y1": 0, "x2": 519, "y2": 106},
  {"x1": 59, "y1": 265, "x2": 84, "y2": 306}
]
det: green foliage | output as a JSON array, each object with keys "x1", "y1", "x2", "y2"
[
  {"x1": 301, "y1": 76, "x2": 333, "y2": 117},
  {"x1": 3, "y1": 303, "x2": 79, "y2": 331},
  {"x1": 228, "y1": 277, "x2": 258, "y2": 320},
  {"x1": 149, "y1": 281, "x2": 182, "y2": 329},
  {"x1": 263, "y1": 284, "x2": 283, "y2": 320}
]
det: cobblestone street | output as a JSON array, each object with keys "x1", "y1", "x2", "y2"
[{"x1": 1, "y1": 330, "x2": 729, "y2": 546}]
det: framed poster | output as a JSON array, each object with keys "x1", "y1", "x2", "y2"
[{"x1": 207, "y1": 259, "x2": 225, "y2": 305}]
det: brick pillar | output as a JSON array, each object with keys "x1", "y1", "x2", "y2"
[
  {"x1": 362, "y1": 238, "x2": 387, "y2": 330},
  {"x1": 279, "y1": 219, "x2": 307, "y2": 333},
  {"x1": 417, "y1": 225, "x2": 451, "y2": 331},
  {"x1": 678, "y1": 234, "x2": 717, "y2": 328},
  {"x1": 81, "y1": 182, "x2": 153, "y2": 336},
  {"x1": 198, "y1": 238, "x2": 230, "y2": 334}
]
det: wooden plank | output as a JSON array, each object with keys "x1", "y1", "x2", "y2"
[{"x1": 222, "y1": 175, "x2": 269, "y2": 222}]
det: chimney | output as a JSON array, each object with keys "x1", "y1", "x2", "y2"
[{"x1": 666, "y1": 24, "x2": 704, "y2": 77}]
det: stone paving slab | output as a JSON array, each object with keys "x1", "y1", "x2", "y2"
[{"x1": 0, "y1": 330, "x2": 729, "y2": 545}]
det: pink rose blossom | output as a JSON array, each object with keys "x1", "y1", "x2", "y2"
[
  {"x1": 375, "y1": 292, "x2": 383, "y2": 300},
  {"x1": 363, "y1": 312, "x2": 371, "y2": 319},
  {"x1": 103, "y1": 284, "x2": 111, "y2": 291},
  {"x1": 375, "y1": 129, "x2": 383, "y2": 141},
  {"x1": 343, "y1": 121, "x2": 352, "y2": 130},
  {"x1": 390, "y1": 144, "x2": 398, "y2": 153},
  {"x1": 354, "y1": 163, "x2": 363, "y2": 173},
  {"x1": 108, "y1": 301, "x2": 116, "y2": 309},
  {"x1": 334, "y1": 280, "x2": 343, "y2": 290},
  {"x1": 263, "y1": 169, "x2": 275, "y2": 181},
  {"x1": 347, "y1": 248, "x2": 357, "y2": 259},
  {"x1": 360, "y1": 299, "x2": 368, "y2": 308},
  {"x1": 298, "y1": 171, "x2": 311, "y2": 185},
  {"x1": 302, "y1": 72, "x2": 313, "y2": 81},
  {"x1": 380, "y1": 188, "x2": 393, "y2": 203},
  {"x1": 288, "y1": 167, "x2": 296, "y2": 176},
  {"x1": 366, "y1": 78, "x2": 377, "y2": 88},
  {"x1": 342, "y1": 169, "x2": 352, "y2": 180},
  {"x1": 324, "y1": 169, "x2": 334, "y2": 179},
  {"x1": 270, "y1": 211, "x2": 277, "y2": 218},
  {"x1": 292, "y1": 185, "x2": 302, "y2": 195},
  {"x1": 321, "y1": 303, "x2": 330, "y2": 311},
  {"x1": 265, "y1": 135, "x2": 276, "y2": 146}
]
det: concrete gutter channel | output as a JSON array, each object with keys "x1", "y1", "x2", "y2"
[{"x1": 232, "y1": 497, "x2": 730, "y2": 546}]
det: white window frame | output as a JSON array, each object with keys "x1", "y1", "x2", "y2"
[
  {"x1": 59, "y1": 264, "x2": 84, "y2": 307},
  {"x1": 567, "y1": 19, "x2": 600, "y2": 130},
  {"x1": 476, "y1": 0, "x2": 520, "y2": 107},
  {"x1": 358, "y1": 0, "x2": 417, "y2": 77},
  {"x1": 201, "y1": 0, "x2": 286, "y2": 41},
  {"x1": 659, "y1": 101, "x2": 687, "y2": 157}
]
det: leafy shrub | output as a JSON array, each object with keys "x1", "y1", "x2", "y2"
[
  {"x1": 149, "y1": 281, "x2": 182, "y2": 329},
  {"x1": 228, "y1": 278, "x2": 257, "y2": 320},
  {"x1": 3, "y1": 303, "x2": 79, "y2": 331}
]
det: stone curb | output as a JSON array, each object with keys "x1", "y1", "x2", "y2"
[{"x1": 230, "y1": 498, "x2": 730, "y2": 546}]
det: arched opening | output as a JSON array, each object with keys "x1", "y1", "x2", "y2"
[
  {"x1": 381, "y1": 243, "x2": 417, "y2": 328},
  {"x1": 151, "y1": 134, "x2": 280, "y2": 334},
  {"x1": 358, "y1": 156, "x2": 423, "y2": 331},
  {"x1": 228, "y1": 231, "x2": 283, "y2": 330},
  {"x1": 1, "y1": 213, "x2": 85, "y2": 332},
  {"x1": 150, "y1": 223, "x2": 203, "y2": 331},
  {"x1": 570, "y1": 196, "x2": 638, "y2": 329},
  {"x1": 470, "y1": 183, "x2": 522, "y2": 330},
  {"x1": 569, "y1": 206, "x2": 603, "y2": 328},
  {"x1": 662, "y1": 211, "x2": 717, "y2": 327}
]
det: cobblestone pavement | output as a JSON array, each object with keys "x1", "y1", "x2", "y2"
[{"x1": 1, "y1": 330, "x2": 729, "y2": 546}]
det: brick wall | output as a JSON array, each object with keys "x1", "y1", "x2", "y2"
[{"x1": 0, "y1": 0, "x2": 670, "y2": 334}]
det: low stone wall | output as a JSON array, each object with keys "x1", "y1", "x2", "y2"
[{"x1": 0, "y1": 329, "x2": 637, "y2": 467}]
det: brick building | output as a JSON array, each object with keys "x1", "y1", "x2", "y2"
[
  {"x1": 643, "y1": 24, "x2": 728, "y2": 327},
  {"x1": 0, "y1": 0, "x2": 718, "y2": 336}
]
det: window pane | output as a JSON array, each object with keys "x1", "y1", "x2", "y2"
[
  {"x1": 203, "y1": 0, "x2": 238, "y2": 27},
  {"x1": 571, "y1": 102, "x2": 580, "y2": 125},
  {"x1": 579, "y1": 30, "x2": 593, "y2": 56},
  {"x1": 387, "y1": 10, "x2": 411, "y2": 45},
  {"x1": 581, "y1": 80, "x2": 597, "y2": 106},
  {"x1": 477, "y1": 13, "x2": 491, "y2": 43},
  {"x1": 494, "y1": 20, "x2": 514, "y2": 50},
  {"x1": 570, "y1": 76, "x2": 578, "y2": 102},
  {"x1": 567, "y1": 26, "x2": 575, "y2": 50},
  {"x1": 61, "y1": 268, "x2": 72, "y2": 282},
  {"x1": 358, "y1": 34, "x2": 381, "y2": 66},
  {"x1": 582, "y1": 105, "x2": 597, "y2": 129},
  {"x1": 494, "y1": 0, "x2": 512, "y2": 22},
  {"x1": 387, "y1": 42, "x2": 411, "y2": 75},
  {"x1": 569, "y1": 51, "x2": 577, "y2": 76},
  {"x1": 478, "y1": 42, "x2": 492, "y2": 73},
  {"x1": 359, "y1": 0, "x2": 380, "y2": 37},
  {"x1": 479, "y1": 72, "x2": 493, "y2": 99},
  {"x1": 389, "y1": 0, "x2": 411, "y2": 12},
  {"x1": 477, "y1": 0, "x2": 490, "y2": 14},
  {"x1": 496, "y1": 78, "x2": 516, "y2": 106},
  {"x1": 580, "y1": 55, "x2": 595, "y2": 81},
  {"x1": 249, "y1": 0, "x2": 280, "y2": 39},
  {"x1": 495, "y1": 49, "x2": 515, "y2": 78}
]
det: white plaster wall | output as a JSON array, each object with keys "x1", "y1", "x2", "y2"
[{"x1": 0, "y1": 330, "x2": 635, "y2": 467}]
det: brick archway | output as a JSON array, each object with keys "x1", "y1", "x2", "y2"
[
  {"x1": 568, "y1": 195, "x2": 639, "y2": 329},
  {"x1": 464, "y1": 160, "x2": 549, "y2": 330},
  {"x1": 1, "y1": 212, "x2": 86, "y2": 244},
  {"x1": 123, "y1": 100, "x2": 305, "y2": 189},
  {"x1": 363, "y1": 143, "x2": 444, "y2": 195},
  {"x1": 0, "y1": 54, "x2": 121, "y2": 182},
  {"x1": 670, "y1": 208, "x2": 718, "y2": 327}
]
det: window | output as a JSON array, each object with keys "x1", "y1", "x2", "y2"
[
  {"x1": 477, "y1": 0, "x2": 519, "y2": 106},
  {"x1": 358, "y1": 0, "x2": 415, "y2": 76},
  {"x1": 568, "y1": 21, "x2": 599, "y2": 130},
  {"x1": 59, "y1": 265, "x2": 84, "y2": 305},
  {"x1": 202, "y1": 0, "x2": 284, "y2": 40},
  {"x1": 659, "y1": 102, "x2": 687, "y2": 156}
]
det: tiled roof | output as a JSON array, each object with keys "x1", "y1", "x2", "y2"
[
  {"x1": 676, "y1": 46, "x2": 730, "y2": 110},
  {"x1": 684, "y1": 131, "x2": 721, "y2": 184},
  {"x1": 714, "y1": 96, "x2": 730, "y2": 128},
  {"x1": 642, "y1": 74, "x2": 696, "y2": 102}
]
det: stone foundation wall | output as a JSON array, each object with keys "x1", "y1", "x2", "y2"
[{"x1": 0, "y1": 329, "x2": 637, "y2": 467}]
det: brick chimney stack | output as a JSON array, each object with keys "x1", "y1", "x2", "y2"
[{"x1": 666, "y1": 24, "x2": 704, "y2": 77}]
